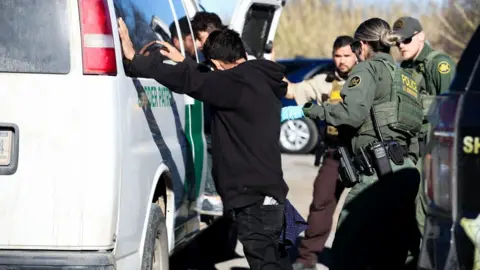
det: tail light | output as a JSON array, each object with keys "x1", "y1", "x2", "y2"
[
  {"x1": 424, "y1": 94, "x2": 461, "y2": 212},
  {"x1": 78, "y1": 0, "x2": 117, "y2": 75}
]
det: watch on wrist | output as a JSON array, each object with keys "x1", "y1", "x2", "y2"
[
  {"x1": 303, "y1": 102, "x2": 314, "y2": 116},
  {"x1": 303, "y1": 102, "x2": 314, "y2": 109}
]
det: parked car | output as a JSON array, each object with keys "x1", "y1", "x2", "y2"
[
  {"x1": 277, "y1": 57, "x2": 333, "y2": 154},
  {"x1": 0, "y1": 0, "x2": 285, "y2": 269},
  {"x1": 418, "y1": 25, "x2": 480, "y2": 270}
]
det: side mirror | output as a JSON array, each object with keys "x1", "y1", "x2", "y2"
[{"x1": 150, "y1": 16, "x2": 172, "y2": 44}]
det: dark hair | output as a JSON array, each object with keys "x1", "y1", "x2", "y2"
[
  {"x1": 169, "y1": 16, "x2": 191, "y2": 40},
  {"x1": 333, "y1": 35, "x2": 355, "y2": 51},
  {"x1": 191, "y1": 12, "x2": 224, "y2": 39},
  {"x1": 202, "y1": 28, "x2": 247, "y2": 63},
  {"x1": 354, "y1": 18, "x2": 400, "y2": 54}
]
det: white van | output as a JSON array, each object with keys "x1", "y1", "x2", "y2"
[{"x1": 0, "y1": 0, "x2": 284, "y2": 269}]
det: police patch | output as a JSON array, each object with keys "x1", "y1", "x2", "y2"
[
  {"x1": 437, "y1": 61, "x2": 451, "y2": 74},
  {"x1": 393, "y1": 19, "x2": 404, "y2": 29},
  {"x1": 348, "y1": 76, "x2": 361, "y2": 88}
]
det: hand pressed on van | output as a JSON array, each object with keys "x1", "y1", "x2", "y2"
[
  {"x1": 118, "y1": 18, "x2": 135, "y2": 60},
  {"x1": 118, "y1": 18, "x2": 185, "y2": 63}
]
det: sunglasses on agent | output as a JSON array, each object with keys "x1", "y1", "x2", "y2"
[{"x1": 396, "y1": 32, "x2": 418, "y2": 46}]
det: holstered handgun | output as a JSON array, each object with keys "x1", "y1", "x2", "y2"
[
  {"x1": 337, "y1": 146, "x2": 360, "y2": 188},
  {"x1": 354, "y1": 147, "x2": 375, "y2": 176}
]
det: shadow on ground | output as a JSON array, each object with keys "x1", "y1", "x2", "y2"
[
  {"x1": 169, "y1": 219, "x2": 334, "y2": 270},
  {"x1": 169, "y1": 217, "x2": 244, "y2": 270},
  {"x1": 288, "y1": 236, "x2": 333, "y2": 268}
]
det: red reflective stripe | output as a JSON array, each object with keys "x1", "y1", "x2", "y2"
[
  {"x1": 79, "y1": 0, "x2": 113, "y2": 34},
  {"x1": 79, "y1": 0, "x2": 117, "y2": 75},
  {"x1": 83, "y1": 48, "x2": 116, "y2": 75}
]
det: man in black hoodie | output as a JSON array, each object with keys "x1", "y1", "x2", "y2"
[{"x1": 118, "y1": 18, "x2": 291, "y2": 270}]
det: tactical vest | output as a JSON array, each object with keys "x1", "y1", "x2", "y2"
[
  {"x1": 358, "y1": 60, "x2": 423, "y2": 138},
  {"x1": 326, "y1": 80, "x2": 344, "y2": 136}
]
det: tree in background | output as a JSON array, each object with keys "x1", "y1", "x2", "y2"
[
  {"x1": 437, "y1": 0, "x2": 480, "y2": 60},
  {"x1": 275, "y1": 0, "x2": 478, "y2": 61}
]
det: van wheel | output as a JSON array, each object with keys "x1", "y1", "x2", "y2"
[{"x1": 141, "y1": 201, "x2": 169, "y2": 270}]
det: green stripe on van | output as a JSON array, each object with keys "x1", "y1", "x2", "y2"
[{"x1": 185, "y1": 100, "x2": 205, "y2": 199}]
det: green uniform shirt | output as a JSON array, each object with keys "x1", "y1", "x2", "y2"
[
  {"x1": 304, "y1": 52, "x2": 419, "y2": 161},
  {"x1": 401, "y1": 43, "x2": 456, "y2": 95}
]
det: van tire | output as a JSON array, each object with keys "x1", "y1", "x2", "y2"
[{"x1": 141, "y1": 202, "x2": 169, "y2": 270}]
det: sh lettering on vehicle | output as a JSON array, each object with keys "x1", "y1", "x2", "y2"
[{"x1": 463, "y1": 136, "x2": 480, "y2": 154}]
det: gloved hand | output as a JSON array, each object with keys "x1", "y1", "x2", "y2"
[{"x1": 281, "y1": 106, "x2": 305, "y2": 122}]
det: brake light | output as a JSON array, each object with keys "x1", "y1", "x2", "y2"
[
  {"x1": 79, "y1": 0, "x2": 117, "y2": 75},
  {"x1": 424, "y1": 95, "x2": 460, "y2": 211}
]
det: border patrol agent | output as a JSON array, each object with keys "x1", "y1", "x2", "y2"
[
  {"x1": 285, "y1": 36, "x2": 358, "y2": 270},
  {"x1": 282, "y1": 18, "x2": 423, "y2": 269},
  {"x1": 393, "y1": 16, "x2": 457, "y2": 238}
]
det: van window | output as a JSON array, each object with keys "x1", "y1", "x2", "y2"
[
  {"x1": 171, "y1": 0, "x2": 188, "y2": 26},
  {"x1": 0, "y1": 0, "x2": 70, "y2": 74},
  {"x1": 114, "y1": 0, "x2": 179, "y2": 76},
  {"x1": 467, "y1": 28, "x2": 480, "y2": 90},
  {"x1": 241, "y1": 4, "x2": 275, "y2": 59},
  {"x1": 171, "y1": 0, "x2": 197, "y2": 58},
  {"x1": 472, "y1": 57, "x2": 480, "y2": 89}
]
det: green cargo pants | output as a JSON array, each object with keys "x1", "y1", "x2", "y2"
[
  {"x1": 415, "y1": 129, "x2": 431, "y2": 238},
  {"x1": 331, "y1": 158, "x2": 421, "y2": 270},
  {"x1": 415, "y1": 156, "x2": 428, "y2": 237}
]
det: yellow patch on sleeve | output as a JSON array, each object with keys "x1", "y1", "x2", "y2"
[
  {"x1": 348, "y1": 76, "x2": 361, "y2": 88},
  {"x1": 437, "y1": 61, "x2": 451, "y2": 74}
]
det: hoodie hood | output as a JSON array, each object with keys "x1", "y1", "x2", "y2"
[{"x1": 237, "y1": 59, "x2": 288, "y2": 99}]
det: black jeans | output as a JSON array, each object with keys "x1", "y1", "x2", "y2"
[
  {"x1": 204, "y1": 134, "x2": 219, "y2": 196},
  {"x1": 232, "y1": 201, "x2": 292, "y2": 270}
]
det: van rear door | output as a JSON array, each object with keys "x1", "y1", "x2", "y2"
[{"x1": 0, "y1": 0, "x2": 120, "y2": 249}]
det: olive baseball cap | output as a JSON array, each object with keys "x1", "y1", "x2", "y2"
[{"x1": 392, "y1": 17, "x2": 423, "y2": 40}]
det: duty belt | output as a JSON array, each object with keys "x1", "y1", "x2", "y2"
[
  {"x1": 359, "y1": 143, "x2": 409, "y2": 156},
  {"x1": 353, "y1": 141, "x2": 409, "y2": 176}
]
